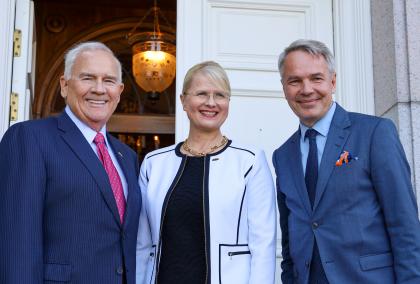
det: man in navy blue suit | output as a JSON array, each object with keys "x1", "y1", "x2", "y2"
[
  {"x1": 272, "y1": 39, "x2": 420, "y2": 283},
  {"x1": 0, "y1": 42, "x2": 141, "y2": 283}
]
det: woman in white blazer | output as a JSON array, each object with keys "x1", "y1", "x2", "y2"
[{"x1": 136, "y1": 61, "x2": 276, "y2": 284}]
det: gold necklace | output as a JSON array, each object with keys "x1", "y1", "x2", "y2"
[{"x1": 182, "y1": 135, "x2": 228, "y2": 157}]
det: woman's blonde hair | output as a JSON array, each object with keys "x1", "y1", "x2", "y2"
[{"x1": 182, "y1": 61, "x2": 231, "y2": 96}]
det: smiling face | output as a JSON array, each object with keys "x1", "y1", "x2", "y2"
[
  {"x1": 60, "y1": 49, "x2": 124, "y2": 131},
  {"x1": 181, "y1": 72, "x2": 230, "y2": 134},
  {"x1": 281, "y1": 50, "x2": 336, "y2": 127}
]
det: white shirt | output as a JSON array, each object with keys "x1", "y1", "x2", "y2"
[{"x1": 299, "y1": 102, "x2": 336, "y2": 175}]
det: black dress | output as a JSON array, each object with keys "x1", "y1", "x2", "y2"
[{"x1": 157, "y1": 156, "x2": 207, "y2": 283}]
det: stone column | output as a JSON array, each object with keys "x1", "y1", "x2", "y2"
[{"x1": 371, "y1": 0, "x2": 420, "y2": 213}]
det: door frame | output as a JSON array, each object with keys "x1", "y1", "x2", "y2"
[
  {"x1": 0, "y1": 0, "x2": 16, "y2": 138},
  {"x1": 333, "y1": 0, "x2": 374, "y2": 114},
  {"x1": 10, "y1": 0, "x2": 35, "y2": 126}
]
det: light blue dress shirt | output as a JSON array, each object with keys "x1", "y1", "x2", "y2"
[
  {"x1": 65, "y1": 106, "x2": 128, "y2": 199},
  {"x1": 300, "y1": 102, "x2": 336, "y2": 175}
]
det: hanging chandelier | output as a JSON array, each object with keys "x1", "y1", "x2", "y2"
[{"x1": 127, "y1": 0, "x2": 176, "y2": 99}]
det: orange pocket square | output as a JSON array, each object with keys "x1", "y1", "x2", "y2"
[{"x1": 335, "y1": 151, "x2": 358, "y2": 166}]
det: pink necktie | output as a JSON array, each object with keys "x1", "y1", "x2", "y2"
[{"x1": 94, "y1": 133, "x2": 126, "y2": 223}]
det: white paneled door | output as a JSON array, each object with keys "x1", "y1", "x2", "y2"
[{"x1": 176, "y1": 0, "x2": 333, "y2": 282}]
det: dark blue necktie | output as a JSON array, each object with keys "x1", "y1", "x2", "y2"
[
  {"x1": 305, "y1": 129, "x2": 318, "y2": 208},
  {"x1": 305, "y1": 129, "x2": 329, "y2": 283}
]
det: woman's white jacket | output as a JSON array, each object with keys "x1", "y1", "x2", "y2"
[{"x1": 136, "y1": 141, "x2": 277, "y2": 284}]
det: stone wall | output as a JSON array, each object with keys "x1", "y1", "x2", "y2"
[{"x1": 371, "y1": 0, "x2": 420, "y2": 213}]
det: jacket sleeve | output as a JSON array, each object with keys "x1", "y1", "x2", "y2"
[
  {"x1": 0, "y1": 124, "x2": 45, "y2": 284},
  {"x1": 247, "y1": 150, "x2": 277, "y2": 284},
  {"x1": 272, "y1": 151, "x2": 295, "y2": 284},
  {"x1": 370, "y1": 118, "x2": 420, "y2": 282},
  {"x1": 136, "y1": 156, "x2": 154, "y2": 284}
]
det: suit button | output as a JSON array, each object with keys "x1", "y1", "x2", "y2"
[
  {"x1": 116, "y1": 267, "x2": 124, "y2": 275},
  {"x1": 305, "y1": 261, "x2": 310, "y2": 268},
  {"x1": 312, "y1": 222, "x2": 319, "y2": 229}
]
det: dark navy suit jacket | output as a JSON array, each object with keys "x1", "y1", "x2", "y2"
[
  {"x1": 273, "y1": 104, "x2": 420, "y2": 284},
  {"x1": 0, "y1": 112, "x2": 141, "y2": 283}
]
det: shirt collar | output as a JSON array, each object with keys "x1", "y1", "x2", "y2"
[
  {"x1": 65, "y1": 106, "x2": 108, "y2": 145},
  {"x1": 299, "y1": 101, "x2": 336, "y2": 139}
]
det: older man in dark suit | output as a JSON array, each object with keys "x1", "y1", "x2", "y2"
[
  {"x1": 0, "y1": 41, "x2": 141, "y2": 283},
  {"x1": 273, "y1": 39, "x2": 420, "y2": 284}
]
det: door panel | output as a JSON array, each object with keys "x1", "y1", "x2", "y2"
[{"x1": 204, "y1": 0, "x2": 333, "y2": 71}]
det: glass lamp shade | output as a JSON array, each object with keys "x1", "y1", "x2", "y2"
[{"x1": 130, "y1": 32, "x2": 176, "y2": 93}]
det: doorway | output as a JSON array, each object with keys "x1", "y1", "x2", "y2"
[{"x1": 33, "y1": 0, "x2": 176, "y2": 161}]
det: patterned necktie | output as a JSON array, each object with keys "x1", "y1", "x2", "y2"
[
  {"x1": 94, "y1": 133, "x2": 126, "y2": 223},
  {"x1": 305, "y1": 129, "x2": 319, "y2": 208}
]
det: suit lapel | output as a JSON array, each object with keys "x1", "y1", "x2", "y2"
[
  {"x1": 57, "y1": 112, "x2": 122, "y2": 227},
  {"x1": 313, "y1": 105, "x2": 351, "y2": 210},
  {"x1": 289, "y1": 131, "x2": 312, "y2": 215}
]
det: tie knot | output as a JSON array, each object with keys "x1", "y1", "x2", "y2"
[
  {"x1": 305, "y1": 129, "x2": 318, "y2": 140},
  {"x1": 94, "y1": 133, "x2": 106, "y2": 145}
]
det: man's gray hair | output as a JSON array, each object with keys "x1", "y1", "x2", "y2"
[
  {"x1": 63, "y1": 41, "x2": 122, "y2": 82},
  {"x1": 278, "y1": 39, "x2": 335, "y2": 78}
]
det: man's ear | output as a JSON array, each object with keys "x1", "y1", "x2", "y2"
[
  {"x1": 116, "y1": 83, "x2": 124, "y2": 103},
  {"x1": 60, "y1": 76, "x2": 68, "y2": 99},
  {"x1": 331, "y1": 72, "x2": 337, "y2": 93},
  {"x1": 118, "y1": 83, "x2": 124, "y2": 94}
]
